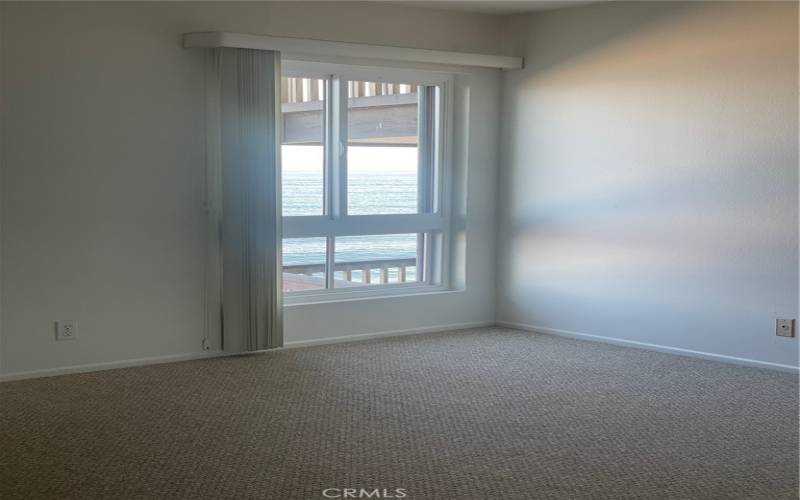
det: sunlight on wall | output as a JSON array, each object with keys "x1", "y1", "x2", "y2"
[{"x1": 497, "y1": 2, "x2": 799, "y2": 366}]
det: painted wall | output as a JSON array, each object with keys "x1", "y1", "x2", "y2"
[
  {"x1": 2, "y1": 1, "x2": 795, "y2": 377},
  {"x1": 496, "y1": 2, "x2": 799, "y2": 367},
  {"x1": 0, "y1": 2, "x2": 502, "y2": 376},
  {"x1": 0, "y1": 4, "x2": 4, "y2": 374}
]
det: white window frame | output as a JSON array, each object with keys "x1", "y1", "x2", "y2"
[{"x1": 281, "y1": 60, "x2": 453, "y2": 304}]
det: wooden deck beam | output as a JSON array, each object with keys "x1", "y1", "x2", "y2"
[{"x1": 282, "y1": 94, "x2": 418, "y2": 146}]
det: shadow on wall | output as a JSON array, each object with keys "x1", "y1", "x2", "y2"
[{"x1": 497, "y1": 1, "x2": 799, "y2": 365}]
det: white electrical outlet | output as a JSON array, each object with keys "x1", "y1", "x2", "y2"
[
  {"x1": 776, "y1": 319, "x2": 795, "y2": 338},
  {"x1": 55, "y1": 320, "x2": 77, "y2": 341}
]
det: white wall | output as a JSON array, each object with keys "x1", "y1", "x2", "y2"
[
  {"x1": 0, "y1": 2, "x2": 502, "y2": 377},
  {"x1": 496, "y1": 2, "x2": 799, "y2": 368},
  {"x1": 0, "y1": 3, "x2": 4, "y2": 374},
  {"x1": 2, "y1": 1, "x2": 796, "y2": 378}
]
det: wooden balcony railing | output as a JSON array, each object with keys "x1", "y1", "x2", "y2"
[{"x1": 284, "y1": 257, "x2": 417, "y2": 285}]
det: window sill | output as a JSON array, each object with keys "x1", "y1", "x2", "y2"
[{"x1": 283, "y1": 285, "x2": 459, "y2": 306}]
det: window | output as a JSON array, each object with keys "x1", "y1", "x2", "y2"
[
  {"x1": 282, "y1": 77, "x2": 325, "y2": 216},
  {"x1": 347, "y1": 81, "x2": 419, "y2": 215},
  {"x1": 281, "y1": 64, "x2": 449, "y2": 300},
  {"x1": 282, "y1": 237, "x2": 327, "y2": 292}
]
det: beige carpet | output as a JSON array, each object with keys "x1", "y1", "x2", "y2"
[{"x1": 1, "y1": 327, "x2": 797, "y2": 499}]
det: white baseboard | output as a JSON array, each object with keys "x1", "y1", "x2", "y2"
[
  {"x1": 283, "y1": 321, "x2": 495, "y2": 349},
  {"x1": 10, "y1": 319, "x2": 787, "y2": 381},
  {"x1": 0, "y1": 351, "x2": 228, "y2": 382},
  {"x1": 0, "y1": 321, "x2": 495, "y2": 382},
  {"x1": 497, "y1": 320, "x2": 800, "y2": 373}
]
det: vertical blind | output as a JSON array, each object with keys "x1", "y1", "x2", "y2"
[{"x1": 205, "y1": 47, "x2": 283, "y2": 352}]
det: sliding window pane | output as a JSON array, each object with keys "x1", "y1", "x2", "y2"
[
  {"x1": 282, "y1": 237, "x2": 327, "y2": 293},
  {"x1": 334, "y1": 233, "x2": 419, "y2": 287},
  {"x1": 347, "y1": 81, "x2": 418, "y2": 215},
  {"x1": 281, "y1": 77, "x2": 325, "y2": 216}
]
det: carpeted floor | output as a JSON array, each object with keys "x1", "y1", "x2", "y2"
[{"x1": 1, "y1": 327, "x2": 797, "y2": 499}]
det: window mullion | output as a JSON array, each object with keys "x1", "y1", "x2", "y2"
[
  {"x1": 339, "y1": 77, "x2": 349, "y2": 217},
  {"x1": 323, "y1": 76, "x2": 335, "y2": 289},
  {"x1": 330, "y1": 76, "x2": 348, "y2": 219},
  {"x1": 417, "y1": 233, "x2": 427, "y2": 284},
  {"x1": 325, "y1": 236, "x2": 336, "y2": 289},
  {"x1": 323, "y1": 77, "x2": 333, "y2": 218},
  {"x1": 417, "y1": 85, "x2": 436, "y2": 213},
  {"x1": 326, "y1": 75, "x2": 349, "y2": 287}
]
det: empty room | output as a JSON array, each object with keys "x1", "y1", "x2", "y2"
[{"x1": 0, "y1": 1, "x2": 798, "y2": 499}]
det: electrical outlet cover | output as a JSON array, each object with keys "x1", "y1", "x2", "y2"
[
  {"x1": 776, "y1": 318, "x2": 795, "y2": 338},
  {"x1": 56, "y1": 320, "x2": 77, "y2": 341}
]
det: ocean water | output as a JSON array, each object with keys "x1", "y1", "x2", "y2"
[{"x1": 282, "y1": 146, "x2": 419, "y2": 270}]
